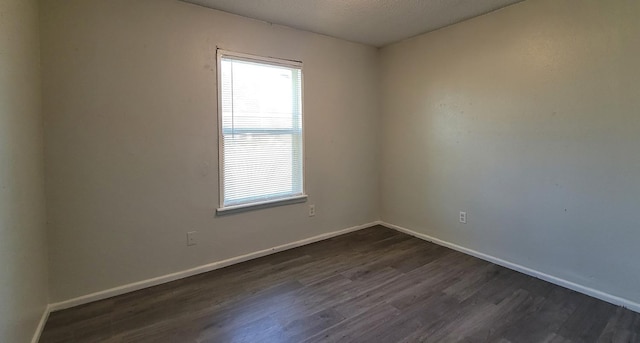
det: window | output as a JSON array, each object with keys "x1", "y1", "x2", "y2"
[{"x1": 216, "y1": 50, "x2": 306, "y2": 214}]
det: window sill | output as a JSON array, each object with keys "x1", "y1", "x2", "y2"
[{"x1": 216, "y1": 195, "x2": 308, "y2": 216}]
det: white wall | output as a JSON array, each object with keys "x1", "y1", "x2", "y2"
[
  {"x1": 40, "y1": 0, "x2": 380, "y2": 302},
  {"x1": 380, "y1": 0, "x2": 640, "y2": 305},
  {"x1": 0, "y1": 0, "x2": 49, "y2": 341}
]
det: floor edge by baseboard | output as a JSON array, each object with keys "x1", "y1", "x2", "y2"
[
  {"x1": 379, "y1": 221, "x2": 640, "y2": 314},
  {"x1": 31, "y1": 304, "x2": 51, "y2": 343},
  {"x1": 48, "y1": 221, "x2": 382, "y2": 313}
]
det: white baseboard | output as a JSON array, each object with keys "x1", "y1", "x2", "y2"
[
  {"x1": 31, "y1": 305, "x2": 51, "y2": 343},
  {"x1": 380, "y1": 221, "x2": 640, "y2": 314},
  {"x1": 49, "y1": 221, "x2": 381, "y2": 312}
]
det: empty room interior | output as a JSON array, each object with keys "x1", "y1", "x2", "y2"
[{"x1": 2, "y1": 0, "x2": 640, "y2": 342}]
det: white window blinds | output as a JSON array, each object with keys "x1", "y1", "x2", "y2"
[{"x1": 218, "y1": 51, "x2": 304, "y2": 209}]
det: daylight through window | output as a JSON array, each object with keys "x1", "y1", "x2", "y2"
[{"x1": 218, "y1": 50, "x2": 305, "y2": 211}]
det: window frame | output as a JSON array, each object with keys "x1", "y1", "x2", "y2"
[{"x1": 216, "y1": 49, "x2": 307, "y2": 215}]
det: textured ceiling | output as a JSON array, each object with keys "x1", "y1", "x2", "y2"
[{"x1": 182, "y1": 0, "x2": 524, "y2": 47}]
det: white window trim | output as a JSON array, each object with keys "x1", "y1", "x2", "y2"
[{"x1": 215, "y1": 49, "x2": 307, "y2": 215}]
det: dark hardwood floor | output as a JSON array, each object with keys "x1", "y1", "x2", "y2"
[{"x1": 40, "y1": 225, "x2": 640, "y2": 343}]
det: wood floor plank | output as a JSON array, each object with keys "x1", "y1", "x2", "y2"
[
  {"x1": 40, "y1": 225, "x2": 640, "y2": 343},
  {"x1": 598, "y1": 307, "x2": 640, "y2": 343}
]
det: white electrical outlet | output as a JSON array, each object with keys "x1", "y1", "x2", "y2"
[
  {"x1": 308, "y1": 204, "x2": 316, "y2": 217},
  {"x1": 459, "y1": 211, "x2": 467, "y2": 224},
  {"x1": 187, "y1": 231, "x2": 197, "y2": 246}
]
